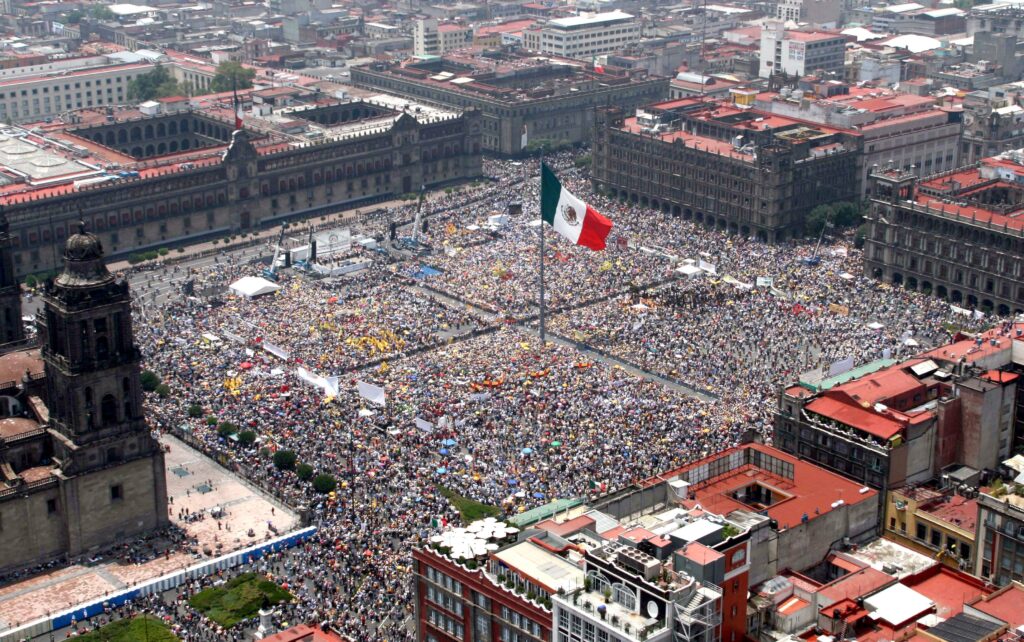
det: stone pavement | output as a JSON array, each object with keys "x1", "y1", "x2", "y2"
[{"x1": 0, "y1": 434, "x2": 298, "y2": 632}]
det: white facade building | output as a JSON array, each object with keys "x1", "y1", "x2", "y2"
[
  {"x1": 0, "y1": 63, "x2": 154, "y2": 123},
  {"x1": 414, "y1": 19, "x2": 471, "y2": 57},
  {"x1": 522, "y1": 11, "x2": 640, "y2": 60},
  {"x1": 758, "y1": 21, "x2": 846, "y2": 78},
  {"x1": 414, "y1": 18, "x2": 441, "y2": 57}
]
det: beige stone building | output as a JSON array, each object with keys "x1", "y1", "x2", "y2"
[{"x1": 0, "y1": 218, "x2": 168, "y2": 574}]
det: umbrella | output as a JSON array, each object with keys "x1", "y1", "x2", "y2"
[
  {"x1": 508, "y1": 479, "x2": 518, "y2": 486},
  {"x1": 439, "y1": 448, "x2": 449, "y2": 455},
  {"x1": 240, "y1": 361, "x2": 253, "y2": 370},
  {"x1": 551, "y1": 441, "x2": 562, "y2": 447},
  {"x1": 443, "y1": 439, "x2": 456, "y2": 447},
  {"x1": 521, "y1": 447, "x2": 533, "y2": 455},
  {"x1": 436, "y1": 467, "x2": 447, "y2": 474},
  {"x1": 533, "y1": 492, "x2": 545, "y2": 499}
]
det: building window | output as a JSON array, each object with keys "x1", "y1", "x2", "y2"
[
  {"x1": 931, "y1": 529, "x2": 941, "y2": 546},
  {"x1": 111, "y1": 484, "x2": 123, "y2": 502},
  {"x1": 916, "y1": 523, "x2": 927, "y2": 541},
  {"x1": 47, "y1": 498, "x2": 58, "y2": 514}
]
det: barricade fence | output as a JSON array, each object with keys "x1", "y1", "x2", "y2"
[{"x1": 0, "y1": 526, "x2": 316, "y2": 642}]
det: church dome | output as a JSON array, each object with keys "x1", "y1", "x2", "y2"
[
  {"x1": 64, "y1": 227, "x2": 104, "y2": 262},
  {"x1": 54, "y1": 222, "x2": 113, "y2": 287}
]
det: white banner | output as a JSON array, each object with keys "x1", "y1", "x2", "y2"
[
  {"x1": 264, "y1": 343, "x2": 290, "y2": 360},
  {"x1": 416, "y1": 417, "x2": 434, "y2": 432},
  {"x1": 698, "y1": 259, "x2": 717, "y2": 275},
  {"x1": 296, "y1": 367, "x2": 339, "y2": 397},
  {"x1": 827, "y1": 356, "x2": 855, "y2": 377},
  {"x1": 357, "y1": 380, "x2": 387, "y2": 406}
]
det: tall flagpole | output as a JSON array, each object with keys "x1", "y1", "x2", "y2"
[{"x1": 538, "y1": 146, "x2": 545, "y2": 348}]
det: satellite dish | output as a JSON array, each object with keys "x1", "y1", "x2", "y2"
[{"x1": 647, "y1": 601, "x2": 659, "y2": 618}]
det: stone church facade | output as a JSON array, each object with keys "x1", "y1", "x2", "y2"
[{"x1": 0, "y1": 216, "x2": 168, "y2": 573}]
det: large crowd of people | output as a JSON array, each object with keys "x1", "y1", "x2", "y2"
[{"x1": 49, "y1": 151, "x2": 993, "y2": 640}]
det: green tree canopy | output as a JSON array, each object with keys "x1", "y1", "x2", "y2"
[
  {"x1": 805, "y1": 204, "x2": 834, "y2": 238},
  {"x1": 273, "y1": 449, "x2": 297, "y2": 471},
  {"x1": 210, "y1": 61, "x2": 256, "y2": 93},
  {"x1": 296, "y1": 463, "x2": 314, "y2": 481},
  {"x1": 832, "y1": 201, "x2": 863, "y2": 228},
  {"x1": 140, "y1": 370, "x2": 161, "y2": 392},
  {"x1": 312, "y1": 474, "x2": 337, "y2": 494},
  {"x1": 127, "y1": 65, "x2": 184, "y2": 102}
]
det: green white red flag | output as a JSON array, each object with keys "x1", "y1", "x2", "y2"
[{"x1": 540, "y1": 163, "x2": 613, "y2": 251}]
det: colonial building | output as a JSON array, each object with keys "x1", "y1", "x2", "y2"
[
  {"x1": 0, "y1": 100, "x2": 482, "y2": 276},
  {"x1": 775, "y1": 328, "x2": 1020, "y2": 492},
  {"x1": 863, "y1": 156, "x2": 1024, "y2": 316},
  {"x1": 350, "y1": 52, "x2": 667, "y2": 155},
  {"x1": 0, "y1": 224, "x2": 168, "y2": 573},
  {"x1": 591, "y1": 97, "x2": 862, "y2": 242}
]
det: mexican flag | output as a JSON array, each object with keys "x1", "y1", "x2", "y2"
[{"x1": 541, "y1": 163, "x2": 613, "y2": 251}]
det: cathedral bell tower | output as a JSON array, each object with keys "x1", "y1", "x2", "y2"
[
  {"x1": 39, "y1": 223, "x2": 160, "y2": 472},
  {"x1": 0, "y1": 206, "x2": 25, "y2": 349},
  {"x1": 36, "y1": 223, "x2": 168, "y2": 552}
]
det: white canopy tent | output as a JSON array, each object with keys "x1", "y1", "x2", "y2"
[
  {"x1": 676, "y1": 264, "x2": 702, "y2": 279},
  {"x1": 229, "y1": 276, "x2": 281, "y2": 299}
]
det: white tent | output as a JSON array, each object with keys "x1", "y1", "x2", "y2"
[
  {"x1": 677, "y1": 264, "x2": 702, "y2": 279},
  {"x1": 229, "y1": 276, "x2": 280, "y2": 299}
]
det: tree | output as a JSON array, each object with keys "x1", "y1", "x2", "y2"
[
  {"x1": 805, "y1": 204, "x2": 834, "y2": 238},
  {"x1": 88, "y1": 5, "x2": 115, "y2": 21},
  {"x1": 210, "y1": 61, "x2": 256, "y2": 93},
  {"x1": 187, "y1": 404, "x2": 204, "y2": 418},
  {"x1": 154, "y1": 383, "x2": 171, "y2": 398},
  {"x1": 217, "y1": 421, "x2": 238, "y2": 438},
  {"x1": 312, "y1": 474, "x2": 337, "y2": 494},
  {"x1": 127, "y1": 65, "x2": 183, "y2": 102},
  {"x1": 238, "y1": 430, "x2": 257, "y2": 446},
  {"x1": 854, "y1": 223, "x2": 868, "y2": 249},
  {"x1": 140, "y1": 370, "x2": 161, "y2": 392},
  {"x1": 296, "y1": 463, "x2": 314, "y2": 481},
  {"x1": 832, "y1": 201, "x2": 863, "y2": 228},
  {"x1": 273, "y1": 450, "x2": 297, "y2": 471}
]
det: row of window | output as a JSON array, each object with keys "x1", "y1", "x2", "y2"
[
  {"x1": 425, "y1": 565, "x2": 462, "y2": 595},
  {"x1": 426, "y1": 584, "x2": 464, "y2": 617},
  {"x1": 501, "y1": 606, "x2": 544, "y2": 638},
  {"x1": 427, "y1": 607, "x2": 465, "y2": 640}
]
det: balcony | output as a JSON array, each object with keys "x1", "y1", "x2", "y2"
[{"x1": 556, "y1": 589, "x2": 668, "y2": 642}]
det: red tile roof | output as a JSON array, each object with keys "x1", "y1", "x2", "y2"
[
  {"x1": 535, "y1": 515, "x2": 595, "y2": 538},
  {"x1": 679, "y1": 541, "x2": 724, "y2": 565},
  {"x1": 921, "y1": 495, "x2": 977, "y2": 532},
  {"x1": 819, "y1": 565, "x2": 896, "y2": 603},
  {"x1": 804, "y1": 396, "x2": 905, "y2": 440},
  {"x1": 971, "y1": 583, "x2": 1024, "y2": 627},
  {"x1": 902, "y1": 566, "x2": 991, "y2": 618},
  {"x1": 647, "y1": 444, "x2": 878, "y2": 530},
  {"x1": 831, "y1": 360, "x2": 927, "y2": 406}
]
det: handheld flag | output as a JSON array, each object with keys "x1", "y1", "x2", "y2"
[{"x1": 541, "y1": 163, "x2": 613, "y2": 251}]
